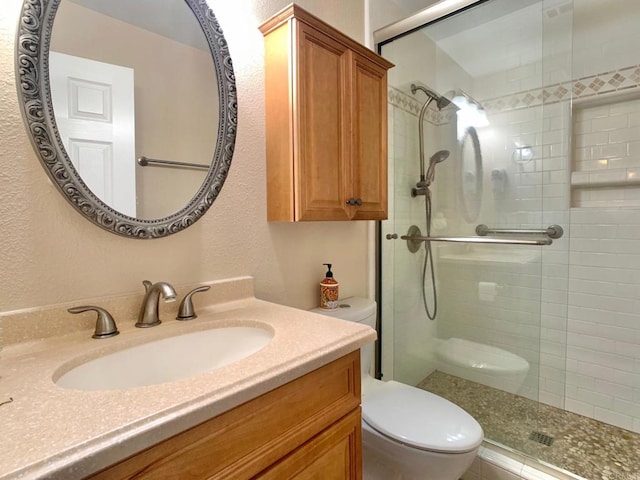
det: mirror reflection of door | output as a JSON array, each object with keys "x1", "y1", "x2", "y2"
[{"x1": 50, "y1": 51, "x2": 137, "y2": 217}]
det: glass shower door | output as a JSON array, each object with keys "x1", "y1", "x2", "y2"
[{"x1": 379, "y1": 0, "x2": 570, "y2": 457}]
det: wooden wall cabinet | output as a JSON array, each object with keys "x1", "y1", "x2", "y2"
[
  {"x1": 88, "y1": 351, "x2": 362, "y2": 480},
  {"x1": 260, "y1": 5, "x2": 393, "y2": 222}
]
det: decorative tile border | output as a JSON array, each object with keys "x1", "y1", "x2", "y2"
[
  {"x1": 388, "y1": 86, "x2": 447, "y2": 125},
  {"x1": 388, "y1": 86, "x2": 422, "y2": 115},
  {"x1": 482, "y1": 64, "x2": 640, "y2": 113},
  {"x1": 389, "y1": 65, "x2": 640, "y2": 116}
]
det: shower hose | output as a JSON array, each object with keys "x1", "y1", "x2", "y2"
[{"x1": 423, "y1": 188, "x2": 437, "y2": 320}]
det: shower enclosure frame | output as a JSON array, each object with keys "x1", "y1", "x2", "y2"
[{"x1": 374, "y1": 0, "x2": 640, "y2": 477}]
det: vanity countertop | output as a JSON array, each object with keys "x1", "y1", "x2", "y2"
[{"x1": 0, "y1": 279, "x2": 375, "y2": 479}]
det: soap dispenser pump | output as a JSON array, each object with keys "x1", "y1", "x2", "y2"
[{"x1": 320, "y1": 263, "x2": 339, "y2": 310}]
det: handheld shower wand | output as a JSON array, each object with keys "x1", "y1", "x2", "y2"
[
  {"x1": 425, "y1": 150, "x2": 450, "y2": 185},
  {"x1": 410, "y1": 84, "x2": 452, "y2": 321}
]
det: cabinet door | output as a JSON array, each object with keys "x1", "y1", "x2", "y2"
[
  {"x1": 87, "y1": 352, "x2": 361, "y2": 480},
  {"x1": 295, "y1": 22, "x2": 352, "y2": 221},
  {"x1": 256, "y1": 409, "x2": 362, "y2": 480},
  {"x1": 349, "y1": 53, "x2": 388, "y2": 221}
]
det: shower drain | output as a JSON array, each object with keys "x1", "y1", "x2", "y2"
[{"x1": 529, "y1": 431, "x2": 555, "y2": 446}]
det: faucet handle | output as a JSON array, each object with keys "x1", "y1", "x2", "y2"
[
  {"x1": 142, "y1": 280, "x2": 153, "y2": 293},
  {"x1": 68, "y1": 306, "x2": 119, "y2": 339},
  {"x1": 176, "y1": 286, "x2": 211, "y2": 321}
]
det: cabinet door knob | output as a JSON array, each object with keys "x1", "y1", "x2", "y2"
[
  {"x1": 346, "y1": 197, "x2": 363, "y2": 206},
  {"x1": 355, "y1": 198, "x2": 363, "y2": 206}
]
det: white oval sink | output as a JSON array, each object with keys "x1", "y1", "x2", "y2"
[{"x1": 55, "y1": 326, "x2": 273, "y2": 391}]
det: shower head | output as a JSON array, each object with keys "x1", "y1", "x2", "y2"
[
  {"x1": 411, "y1": 84, "x2": 452, "y2": 110},
  {"x1": 430, "y1": 150, "x2": 450, "y2": 164},
  {"x1": 411, "y1": 83, "x2": 439, "y2": 101},
  {"x1": 426, "y1": 150, "x2": 450, "y2": 184}
]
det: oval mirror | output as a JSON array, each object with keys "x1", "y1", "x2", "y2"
[
  {"x1": 16, "y1": 0, "x2": 237, "y2": 238},
  {"x1": 458, "y1": 126, "x2": 483, "y2": 223}
]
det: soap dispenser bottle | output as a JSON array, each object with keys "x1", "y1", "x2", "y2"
[{"x1": 320, "y1": 263, "x2": 339, "y2": 310}]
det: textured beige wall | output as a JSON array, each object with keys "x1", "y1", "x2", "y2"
[{"x1": 0, "y1": 0, "x2": 369, "y2": 313}]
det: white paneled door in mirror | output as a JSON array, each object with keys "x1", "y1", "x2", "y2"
[{"x1": 50, "y1": 52, "x2": 137, "y2": 217}]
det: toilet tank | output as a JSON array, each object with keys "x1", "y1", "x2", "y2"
[
  {"x1": 310, "y1": 297, "x2": 377, "y2": 377},
  {"x1": 310, "y1": 296, "x2": 376, "y2": 327}
]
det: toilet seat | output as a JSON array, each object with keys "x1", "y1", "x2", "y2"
[{"x1": 362, "y1": 381, "x2": 483, "y2": 454}]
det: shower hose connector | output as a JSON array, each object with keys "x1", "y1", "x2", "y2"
[{"x1": 412, "y1": 178, "x2": 429, "y2": 197}]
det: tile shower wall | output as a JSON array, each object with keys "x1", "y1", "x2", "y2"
[
  {"x1": 483, "y1": 12, "x2": 639, "y2": 434},
  {"x1": 566, "y1": 208, "x2": 640, "y2": 432},
  {"x1": 435, "y1": 0, "x2": 640, "y2": 431},
  {"x1": 568, "y1": 101, "x2": 640, "y2": 431},
  {"x1": 564, "y1": 0, "x2": 640, "y2": 431}
]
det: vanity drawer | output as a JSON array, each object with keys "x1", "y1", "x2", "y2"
[
  {"x1": 88, "y1": 350, "x2": 361, "y2": 480},
  {"x1": 256, "y1": 408, "x2": 362, "y2": 479}
]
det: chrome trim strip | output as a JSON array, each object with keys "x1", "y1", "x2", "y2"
[{"x1": 373, "y1": 0, "x2": 484, "y2": 45}]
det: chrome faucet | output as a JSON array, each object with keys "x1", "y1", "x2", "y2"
[{"x1": 136, "y1": 280, "x2": 177, "y2": 327}]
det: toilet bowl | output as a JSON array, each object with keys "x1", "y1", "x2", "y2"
[
  {"x1": 311, "y1": 297, "x2": 484, "y2": 480},
  {"x1": 435, "y1": 337, "x2": 530, "y2": 394}
]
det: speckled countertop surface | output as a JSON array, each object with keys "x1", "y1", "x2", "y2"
[{"x1": 0, "y1": 277, "x2": 375, "y2": 480}]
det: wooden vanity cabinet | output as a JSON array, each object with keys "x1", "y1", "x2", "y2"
[
  {"x1": 87, "y1": 351, "x2": 362, "y2": 480},
  {"x1": 260, "y1": 5, "x2": 393, "y2": 222}
]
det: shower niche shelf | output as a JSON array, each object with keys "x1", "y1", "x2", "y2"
[
  {"x1": 571, "y1": 169, "x2": 640, "y2": 188},
  {"x1": 260, "y1": 5, "x2": 393, "y2": 222},
  {"x1": 570, "y1": 91, "x2": 640, "y2": 207}
]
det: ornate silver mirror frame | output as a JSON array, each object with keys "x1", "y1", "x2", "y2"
[{"x1": 15, "y1": 0, "x2": 237, "y2": 239}]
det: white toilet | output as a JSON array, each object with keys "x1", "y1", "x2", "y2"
[{"x1": 311, "y1": 297, "x2": 484, "y2": 480}]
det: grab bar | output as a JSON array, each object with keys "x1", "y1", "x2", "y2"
[
  {"x1": 400, "y1": 235, "x2": 553, "y2": 246},
  {"x1": 137, "y1": 156, "x2": 209, "y2": 171},
  {"x1": 476, "y1": 224, "x2": 563, "y2": 239}
]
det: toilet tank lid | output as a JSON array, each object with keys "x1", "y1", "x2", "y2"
[
  {"x1": 362, "y1": 381, "x2": 483, "y2": 453},
  {"x1": 309, "y1": 296, "x2": 376, "y2": 323}
]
